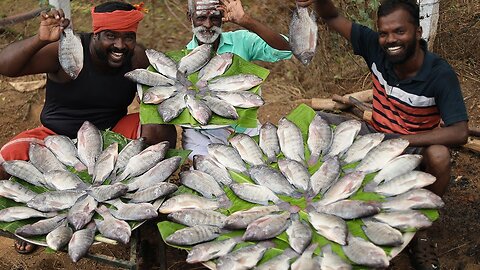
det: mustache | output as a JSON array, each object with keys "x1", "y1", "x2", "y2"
[{"x1": 193, "y1": 25, "x2": 222, "y2": 34}]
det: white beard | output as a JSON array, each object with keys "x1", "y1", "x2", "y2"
[{"x1": 192, "y1": 25, "x2": 222, "y2": 44}]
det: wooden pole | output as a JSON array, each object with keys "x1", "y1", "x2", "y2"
[{"x1": 0, "y1": 7, "x2": 49, "y2": 28}]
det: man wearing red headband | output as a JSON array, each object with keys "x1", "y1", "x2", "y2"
[{"x1": 0, "y1": 2, "x2": 175, "y2": 262}]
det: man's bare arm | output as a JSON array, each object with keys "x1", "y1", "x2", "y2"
[{"x1": 400, "y1": 121, "x2": 469, "y2": 147}]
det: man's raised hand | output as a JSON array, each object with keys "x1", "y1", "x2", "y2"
[{"x1": 38, "y1": 9, "x2": 70, "y2": 42}]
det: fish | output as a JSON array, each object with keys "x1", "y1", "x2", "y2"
[
  {"x1": 308, "y1": 211, "x2": 347, "y2": 245},
  {"x1": 342, "y1": 233, "x2": 389, "y2": 268},
  {"x1": 2, "y1": 160, "x2": 47, "y2": 187},
  {"x1": 243, "y1": 211, "x2": 290, "y2": 241},
  {"x1": 249, "y1": 165, "x2": 296, "y2": 196},
  {"x1": 193, "y1": 155, "x2": 233, "y2": 186},
  {"x1": 59, "y1": 28, "x2": 83, "y2": 79},
  {"x1": 259, "y1": 122, "x2": 280, "y2": 164},
  {"x1": 307, "y1": 114, "x2": 332, "y2": 166},
  {"x1": 68, "y1": 222, "x2": 96, "y2": 262},
  {"x1": 104, "y1": 199, "x2": 158, "y2": 221},
  {"x1": 202, "y1": 95, "x2": 239, "y2": 119},
  {"x1": 142, "y1": 85, "x2": 179, "y2": 104},
  {"x1": 313, "y1": 199, "x2": 381, "y2": 219},
  {"x1": 229, "y1": 134, "x2": 265, "y2": 166},
  {"x1": 289, "y1": 6, "x2": 318, "y2": 65},
  {"x1": 28, "y1": 142, "x2": 66, "y2": 173},
  {"x1": 168, "y1": 209, "x2": 227, "y2": 227},
  {"x1": 123, "y1": 182, "x2": 178, "y2": 203},
  {"x1": 157, "y1": 92, "x2": 187, "y2": 122},
  {"x1": 166, "y1": 225, "x2": 222, "y2": 246},
  {"x1": 46, "y1": 222, "x2": 73, "y2": 251},
  {"x1": 186, "y1": 238, "x2": 238, "y2": 264},
  {"x1": 112, "y1": 137, "x2": 146, "y2": 177},
  {"x1": 0, "y1": 180, "x2": 37, "y2": 203},
  {"x1": 326, "y1": 119, "x2": 362, "y2": 157},
  {"x1": 381, "y1": 188, "x2": 445, "y2": 211},
  {"x1": 291, "y1": 243, "x2": 320, "y2": 270},
  {"x1": 309, "y1": 156, "x2": 340, "y2": 197},
  {"x1": 213, "y1": 91, "x2": 264, "y2": 108},
  {"x1": 27, "y1": 190, "x2": 86, "y2": 212},
  {"x1": 117, "y1": 141, "x2": 169, "y2": 181},
  {"x1": 286, "y1": 214, "x2": 312, "y2": 253},
  {"x1": 277, "y1": 117, "x2": 305, "y2": 164},
  {"x1": 145, "y1": 49, "x2": 177, "y2": 79},
  {"x1": 216, "y1": 241, "x2": 271, "y2": 270},
  {"x1": 124, "y1": 68, "x2": 175, "y2": 86},
  {"x1": 341, "y1": 133, "x2": 385, "y2": 164},
  {"x1": 361, "y1": 218, "x2": 404, "y2": 246},
  {"x1": 92, "y1": 142, "x2": 118, "y2": 185},
  {"x1": 197, "y1": 53, "x2": 233, "y2": 87},
  {"x1": 44, "y1": 135, "x2": 86, "y2": 171},
  {"x1": 126, "y1": 156, "x2": 181, "y2": 191},
  {"x1": 207, "y1": 74, "x2": 263, "y2": 92},
  {"x1": 185, "y1": 94, "x2": 212, "y2": 125},
  {"x1": 0, "y1": 206, "x2": 57, "y2": 222},
  {"x1": 95, "y1": 205, "x2": 131, "y2": 244},
  {"x1": 224, "y1": 205, "x2": 280, "y2": 230},
  {"x1": 15, "y1": 214, "x2": 67, "y2": 237},
  {"x1": 372, "y1": 210, "x2": 433, "y2": 231},
  {"x1": 180, "y1": 170, "x2": 225, "y2": 199},
  {"x1": 255, "y1": 248, "x2": 298, "y2": 270},
  {"x1": 77, "y1": 121, "x2": 103, "y2": 175},
  {"x1": 317, "y1": 244, "x2": 352, "y2": 270},
  {"x1": 373, "y1": 171, "x2": 436, "y2": 196},
  {"x1": 278, "y1": 159, "x2": 310, "y2": 192},
  {"x1": 353, "y1": 138, "x2": 410, "y2": 174},
  {"x1": 207, "y1": 143, "x2": 247, "y2": 175},
  {"x1": 316, "y1": 171, "x2": 365, "y2": 206},
  {"x1": 87, "y1": 183, "x2": 128, "y2": 202},
  {"x1": 43, "y1": 170, "x2": 88, "y2": 191},
  {"x1": 67, "y1": 195, "x2": 97, "y2": 230},
  {"x1": 364, "y1": 154, "x2": 423, "y2": 192},
  {"x1": 178, "y1": 44, "x2": 212, "y2": 75},
  {"x1": 230, "y1": 183, "x2": 280, "y2": 206},
  {"x1": 159, "y1": 193, "x2": 220, "y2": 214}
]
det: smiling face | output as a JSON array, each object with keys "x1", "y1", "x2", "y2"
[
  {"x1": 92, "y1": 30, "x2": 136, "y2": 68},
  {"x1": 377, "y1": 8, "x2": 422, "y2": 65},
  {"x1": 189, "y1": 0, "x2": 223, "y2": 44}
]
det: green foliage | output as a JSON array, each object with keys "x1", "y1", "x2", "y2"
[{"x1": 344, "y1": 0, "x2": 380, "y2": 29}]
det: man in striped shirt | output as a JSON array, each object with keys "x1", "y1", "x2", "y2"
[{"x1": 297, "y1": 0, "x2": 468, "y2": 269}]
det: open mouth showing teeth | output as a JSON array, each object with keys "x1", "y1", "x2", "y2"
[
  {"x1": 387, "y1": 46, "x2": 402, "y2": 53},
  {"x1": 110, "y1": 52, "x2": 124, "y2": 61}
]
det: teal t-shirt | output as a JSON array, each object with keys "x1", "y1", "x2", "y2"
[{"x1": 186, "y1": 30, "x2": 292, "y2": 62}]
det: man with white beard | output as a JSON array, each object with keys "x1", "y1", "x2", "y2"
[{"x1": 183, "y1": 0, "x2": 292, "y2": 158}]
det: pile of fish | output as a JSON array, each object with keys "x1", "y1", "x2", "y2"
[
  {"x1": 159, "y1": 114, "x2": 444, "y2": 269},
  {"x1": 125, "y1": 47, "x2": 264, "y2": 126},
  {"x1": 0, "y1": 121, "x2": 182, "y2": 262}
]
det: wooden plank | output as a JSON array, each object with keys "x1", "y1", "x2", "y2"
[{"x1": 463, "y1": 139, "x2": 480, "y2": 153}]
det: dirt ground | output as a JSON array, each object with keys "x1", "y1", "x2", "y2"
[{"x1": 0, "y1": 0, "x2": 479, "y2": 269}]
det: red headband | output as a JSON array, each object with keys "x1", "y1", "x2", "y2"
[{"x1": 91, "y1": 8, "x2": 144, "y2": 34}]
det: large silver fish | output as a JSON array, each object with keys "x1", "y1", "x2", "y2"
[
  {"x1": 342, "y1": 133, "x2": 385, "y2": 164},
  {"x1": 77, "y1": 121, "x2": 103, "y2": 175},
  {"x1": 185, "y1": 94, "x2": 212, "y2": 125},
  {"x1": 126, "y1": 156, "x2": 181, "y2": 192},
  {"x1": 277, "y1": 117, "x2": 305, "y2": 164},
  {"x1": 193, "y1": 155, "x2": 233, "y2": 186},
  {"x1": 307, "y1": 114, "x2": 332, "y2": 166},
  {"x1": 67, "y1": 195, "x2": 97, "y2": 230},
  {"x1": 381, "y1": 188, "x2": 444, "y2": 211},
  {"x1": 68, "y1": 222, "x2": 96, "y2": 262},
  {"x1": 123, "y1": 182, "x2": 177, "y2": 203},
  {"x1": 157, "y1": 92, "x2": 187, "y2": 122},
  {"x1": 259, "y1": 122, "x2": 280, "y2": 164},
  {"x1": 117, "y1": 141, "x2": 169, "y2": 181},
  {"x1": 104, "y1": 199, "x2": 158, "y2": 221},
  {"x1": 207, "y1": 74, "x2": 263, "y2": 92},
  {"x1": 317, "y1": 244, "x2": 352, "y2": 270},
  {"x1": 278, "y1": 159, "x2": 310, "y2": 192},
  {"x1": 2, "y1": 160, "x2": 46, "y2": 187},
  {"x1": 59, "y1": 28, "x2": 83, "y2": 79},
  {"x1": 178, "y1": 44, "x2": 212, "y2": 75},
  {"x1": 113, "y1": 137, "x2": 146, "y2": 177},
  {"x1": 216, "y1": 241, "x2": 271, "y2": 270},
  {"x1": 43, "y1": 170, "x2": 88, "y2": 191},
  {"x1": 15, "y1": 214, "x2": 67, "y2": 237},
  {"x1": 124, "y1": 68, "x2": 175, "y2": 86},
  {"x1": 372, "y1": 210, "x2": 433, "y2": 231},
  {"x1": 326, "y1": 119, "x2": 362, "y2": 157},
  {"x1": 286, "y1": 214, "x2": 312, "y2": 253},
  {"x1": 142, "y1": 85, "x2": 179, "y2": 105},
  {"x1": 313, "y1": 199, "x2": 381, "y2": 219},
  {"x1": 309, "y1": 156, "x2": 340, "y2": 197},
  {"x1": 289, "y1": 6, "x2": 318, "y2": 65},
  {"x1": 249, "y1": 165, "x2": 296, "y2": 196},
  {"x1": 230, "y1": 183, "x2": 280, "y2": 205},
  {"x1": 29, "y1": 142, "x2": 66, "y2": 173},
  {"x1": 361, "y1": 218, "x2": 404, "y2": 246},
  {"x1": 87, "y1": 183, "x2": 128, "y2": 202},
  {"x1": 223, "y1": 205, "x2": 280, "y2": 230},
  {"x1": 197, "y1": 52, "x2": 233, "y2": 87},
  {"x1": 0, "y1": 180, "x2": 37, "y2": 203},
  {"x1": 317, "y1": 171, "x2": 365, "y2": 206},
  {"x1": 373, "y1": 171, "x2": 436, "y2": 196},
  {"x1": 203, "y1": 95, "x2": 239, "y2": 119},
  {"x1": 46, "y1": 222, "x2": 73, "y2": 251},
  {"x1": 342, "y1": 233, "x2": 389, "y2": 268},
  {"x1": 308, "y1": 211, "x2": 347, "y2": 245},
  {"x1": 44, "y1": 135, "x2": 86, "y2": 171},
  {"x1": 291, "y1": 243, "x2": 320, "y2": 270},
  {"x1": 92, "y1": 142, "x2": 118, "y2": 185},
  {"x1": 0, "y1": 206, "x2": 57, "y2": 222},
  {"x1": 95, "y1": 205, "x2": 131, "y2": 244},
  {"x1": 27, "y1": 190, "x2": 86, "y2": 212},
  {"x1": 229, "y1": 134, "x2": 265, "y2": 166},
  {"x1": 168, "y1": 209, "x2": 227, "y2": 227},
  {"x1": 213, "y1": 91, "x2": 264, "y2": 108},
  {"x1": 256, "y1": 248, "x2": 298, "y2": 270},
  {"x1": 145, "y1": 49, "x2": 177, "y2": 79},
  {"x1": 353, "y1": 138, "x2": 410, "y2": 174},
  {"x1": 166, "y1": 225, "x2": 221, "y2": 246},
  {"x1": 243, "y1": 211, "x2": 290, "y2": 241},
  {"x1": 180, "y1": 170, "x2": 225, "y2": 199},
  {"x1": 207, "y1": 143, "x2": 247, "y2": 174},
  {"x1": 186, "y1": 238, "x2": 238, "y2": 264},
  {"x1": 159, "y1": 193, "x2": 220, "y2": 214}
]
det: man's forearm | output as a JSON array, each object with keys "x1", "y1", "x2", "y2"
[
  {"x1": 400, "y1": 121, "x2": 469, "y2": 147},
  {"x1": 0, "y1": 35, "x2": 49, "y2": 77},
  {"x1": 238, "y1": 14, "x2": 290, "y2": 51}
]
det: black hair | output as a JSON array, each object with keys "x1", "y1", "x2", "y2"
[
  {"x1": 377, "y1": 0, "x2": 420, "y2": 27},
  {"x1": 94, "y1": 1, "x2": 136, "y2": 13}
]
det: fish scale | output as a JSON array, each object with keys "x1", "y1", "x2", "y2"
[
  {"x1": 3, "y1": 160, "x2": 46, "y2": 187},
  {"x1": 59, "y1": 28, "x2": 83, "y2": 79},
  {"x1": 44, "y1": 170, "x2": 88, "y2": 191},
  {"x1": 286, "y1": 214, "x2": 312, "y2": 253},
  {"x1": 15, "y1": 214, "x2": 67, "y2": 237},
  {"x1": 289, "y1": 6, "x2": 318, "y2": 65},
  {"x1": 197, "y1": 52, "x2": 233, "y2": 87},
  {"x1": 0, "y1": 180, "x2": 37, "y2": 203},
  {"x1": 68, "y1": 223, "x2": 96, "y2": 263},
  {"x1": 278, "y1": 159, "x2": 310, "y2": 192},
  {"x1": 166, "y1": 225, "x2": 221, "y2": 246},
  {"x1": 342, "y1": 133, "x2": 385, "y2": 164},
  {"x1": 0, "y1": 206, "x2": 57, "y2": 222},
  {"x1": 77, "y1": 121, "x2": 103, "y2": 175},
  {"x1": 342, "y1": 234, "x2": 389, "y2": 268},
  {"x1": 168, "y1": 209, "x2": 227, "y2": 227},
  {"x1": 249, "y1": 165, "x2": 296, "y2": 196},
  {"x1": 92, "y1": 142, "x2": 118, "y2": 185},
  {"x1": 186, "y1": 238, "x2": 237, "y2": 264},
  {"x1": 309, "y1": 156, "x2": 341, "y2": 197},
  {"x1": 117, "y1": 141, "x2": 169, "y2": 181},
  {"x1": 142, "y1": 85, "x2": 178, "y2": 104},
  {"x1": 145, "y1": 49, "x2": 177, "y2": 79},
  {"x1": 44, "y1": 135, "x2": 86, "y2": 171},
  {"x1": 326, "y1": 119, "x2": 362, "y2": 157},
  {"x1": 180, "y1": 170, "x2": 224, "y2": 199},
  {"x1": 178, "y1": 44, "x2": 212, "y2": 75},
  {"x1": 216, "y1": 242, "x2": 270, "y2": 270},
  {"x1": 95, "y1": 205, "x2": 131, "y2": 244},
  {"x1": 361, "y1": 218, "x2": 404, "y2": 246},
  {"x1": 373, "y1": 170, "x2": 436, "y2": 196},
  {"x1": 67, "y1": 195, "x2": 97, "y2": 230},
  {"x1": 27, "y1": 190, "x2": 86, "y2": 212},
  {"x1": 124, "y1": 68, "x2": 175, "y2": 86},
  {"x1": 230, "y1": 183, "x2": 280, "y2": 205},
  {"x1": 113, "y1": 138, "x2": 146, "y2": 176},
  {"x1": 307, "y1": 114, "x2": 332, "y2": 166},
  {"x1": 207, "y1": 74, "x2": 263, "y2": 92},
  {"x1": 213, "y1": 91, "x2": 264, "y2": 108},
  {"x1": 126, "y1": 156, "x2": 181, "y2": 192},
  {"x1": 29, "y1": 142, "x2": 66, "y2": 173},
  {"x1": 202, "y1": 95, "x2": 239, "y2": 119},
  {"x1": 308, "y1": 211, "x2": 347, "y2": 245},
  {"x1": 277, "y1": 117, "x2": 305, "y2": 164},
  {"x1": 157, "y1": 92, "x2": 187, "y2": 122},
  {"x1": 229, "y1": 134, "x2": 264, "y2": 166},
  {"x1": 259, "y1": 122, "x2": 280, "y2": 164},
  {"x1": 242, "y1": 211, "x2": 290, "y2": 241},
  {"x1": 46, "y1": 223, "x2": 73, "y2": 251},
  {"x1": 124, "y1": 182, "x2": 177, "y2": 203},
  {"x1": 353, "y1": 138, "x2": 410, "y2": 174},
  {"x1": 207, "y1": 143, "x2": 247, "y2": 174},
  {"x1": 159, "y1": 193, "x2": 220, "y2": 214},
  {"x1": 193, "y1": 155, "x2": 233, "y2": 186},
  {"x1": 185, "y1": 94, "x2": 212, "y2": 125},
  {"x1": 223, "y1": 205, "x2": 280, "y2": 229}
]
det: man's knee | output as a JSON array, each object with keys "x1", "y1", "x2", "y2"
[
  {"x1": 422, "y1": 145, "x2": 450, "y2": 169},
  {"x1": 141, "y1": 124, "x2": 177, "y2": 147}
]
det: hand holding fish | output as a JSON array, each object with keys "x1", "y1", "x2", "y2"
[
  {"x1": 217, "y1": 0, "x2": 247, "y2": 25},
  {"x1": 38, "y1": 9, "x2": 70, "y2": 42},
  {"x1": 296, "y1": 0, "x2": 314, "y2": 8}
]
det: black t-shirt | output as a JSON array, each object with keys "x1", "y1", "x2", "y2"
[
  {"x1": 41, "y1": 33, "x2": 136, "y2": 138},
  {"x1": 350, "y1": 23, "x2": 468, "y2": 134}
]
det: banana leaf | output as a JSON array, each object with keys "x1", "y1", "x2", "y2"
[{"x1": 140, "y1": 50, "x2": 269, "y2": 128}]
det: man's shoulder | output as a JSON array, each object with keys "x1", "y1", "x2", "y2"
[{"x1": 131, "y1": 44, "x2": 149, "y2": 69}]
